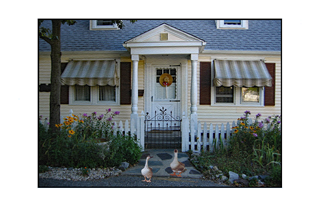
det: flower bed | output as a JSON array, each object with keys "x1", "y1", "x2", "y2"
[
  {"x1": 39, "y1": 109, "x2": 142, "y2": 169},
  {"x1": 189, "y1": 111, "x2": 282, "y2": 187}
]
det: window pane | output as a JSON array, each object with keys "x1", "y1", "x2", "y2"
[
  {"x1": 242, "y1": 87, "x2": 259, "y2": 102},
  {"x1": 216, "y1": 87, "x2": 233, "y2": 103},
  {"x1": 97, "y1": 20, "x2": 113, "y2": 25},
  {"x1": 155, "y1": 68, "x2": 177, "y2": 99},
  {"x1": 224, "y1": 20, "x2": 241, "y2": 25},
  {"x1": 75, "y1": 85, "x2": 90, "y2": 101},
  {"x1": 99, "y1": 86, "x2": 115, "y2": 101}
]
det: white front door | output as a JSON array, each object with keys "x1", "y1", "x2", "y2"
[{"x1": 150, "y1": 66, "x2": 181, "y2": 126}]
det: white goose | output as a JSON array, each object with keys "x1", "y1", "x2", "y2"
[
  {"x1": 141, "y1": 155, "x2": 153, "y2": 182},
  {"x1": 170, "y1": 149, "x2": 187, "y2": 177}
]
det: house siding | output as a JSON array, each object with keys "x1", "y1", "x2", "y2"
[
  {"x1": 39, "y1": 54, "x2": 145, "y2": 123},
  {"x1": 39, "y1": 53, "x2": 280, "y2": 125},
  {"x1": 195, "y1": 55, "x2": 281, "y2": 126}
]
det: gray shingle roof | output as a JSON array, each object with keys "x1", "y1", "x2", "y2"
[{"x1": 39, "y1": 20, "x2": 281, "y2": 52}]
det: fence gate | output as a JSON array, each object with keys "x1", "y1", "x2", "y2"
[{"x1": 144, "y1": 107, "x2": 181, "y2": 149}]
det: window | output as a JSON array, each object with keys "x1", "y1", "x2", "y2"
[
  {"x1": 215, "y1": 87, "x2": 234, "y2": 103},
  {"x1": 97, "y1": 20, "x2": 113, "y2": 26},
  {"x1": 216, "y1": 20, "x2": 248, "y2": 29},
  {"x1": 155, "y1": 68, "x2": 177, "y2": 100},
  {"x1": 75, "y1": 85, "x2": 90, "y2": 101},
  {"x1": 70, "y1": 85, "x2": 119, "y2": 105},
  {"x1": 90, "y1": 20, "x2": 119, "y2": 30},
  {"x1": 99, "y1": 86, "x2": 115, "y2": 101},
  {"x1": 212, "y1": 86, "x2": 264, "y2": 106},
  {"x1": 241, "y1": 87, "x2": 260, "y2": 103}
]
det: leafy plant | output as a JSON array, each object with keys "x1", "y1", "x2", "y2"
[
  {"x1": 189, "y1": 110, "x2": 282, "y2": 187},
  {"x1": 105, "y1": 134, "x2": 142, "y2": 167},
  {"x1": 81, "y1": 167, "x2": 90, "y2": 176},
  {"x1": 39, "y1": 165, "x2": 49, "y2": 173},
  {"x1": 39, "y1": 109, "x2": 141, "y2": 169}
]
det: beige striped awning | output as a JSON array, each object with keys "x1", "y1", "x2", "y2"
[
  {"x1": 61, "y1": 60, "x2": 119, "y2": 86},
  {"x1": 213, "y1": 60, "x2": 272, "y2": 87}
]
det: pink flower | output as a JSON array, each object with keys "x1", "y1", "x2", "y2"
[
  {"x1": 83, "y1": 113, "x2": 87, "y2": 117},
  {"x1": 107, "y1": 117, "x2": 112, "y2": 121},
  {"x1": 114, "y1": 111, "x2": 120, "y2": 115},
  {"x1": 98, "y1": 114, "x2": 104, "y2": 120},
  {"x1": 107, "y1": 108, "x2": 111, "y2": 112},
  {"x1": 258, "y1": 122, "x2": 264, "y2": 128}
]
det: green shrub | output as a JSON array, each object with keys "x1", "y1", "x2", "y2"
[
  {"x1": 265, "y1": 164, "x2": 282, "y2": 187},
  {"x1": 39, "y1": 165, "x2": 49, "y2": 173},
  {"x1": 39, "y1": 109, "x2": 141, "y2": 169},
  {"x1": 105, "y1": 134, "x2": 142, "y2": 167},
  {"x1": 230, "y1": 111, "x2": 281, "y2": 169},
  {"x1": 189, "y1": 110, "x2": 282, "y2": 187}
]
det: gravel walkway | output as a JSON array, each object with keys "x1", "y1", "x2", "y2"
[{"x1": 38, "y1": 175, "x2": 228, "y2": 187}]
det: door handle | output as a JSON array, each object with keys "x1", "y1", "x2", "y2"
[{"x1": 151, "y1": 96, "x2": 153, "y2": 102}]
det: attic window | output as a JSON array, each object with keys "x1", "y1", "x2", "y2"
[
  {"x1": 216, "y1": 20, "x2": 248, "y2": 29},
  {"x1": 224, "y1": 20, "x2": 241, "y2": 25},
  {"x1": 90, "y1": 20, "x2": 119, "y2": 30}
]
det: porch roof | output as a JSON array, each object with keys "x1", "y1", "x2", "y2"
[
  {"x1": 61, "y1": 60, "x2": 119, "y2": 86},
  {"x1": 213, "y1": 60, "x2": 272, "y2": 87}
]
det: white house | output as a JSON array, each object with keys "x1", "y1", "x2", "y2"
[{"x1": 39, "y1": 19, "x2": 281, "y2": 151}]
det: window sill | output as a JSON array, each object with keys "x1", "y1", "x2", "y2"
[
  {"x1": 69, "y1": 102, "x2": 119, "y2": 106},
  {"x1": 211, "y1": 103, "x2": 264, "y2": 107}
]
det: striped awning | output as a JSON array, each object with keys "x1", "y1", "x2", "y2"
[
  {"x1": 213, "y1": 60, "x2": 272, "y2": 87},
  {"x1": 61, "y1": 60, "x2": 119, "y2": 86}
]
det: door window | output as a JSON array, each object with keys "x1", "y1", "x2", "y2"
[{"x1": 155, "y1": 68, "x2": 177, "y2": 100}]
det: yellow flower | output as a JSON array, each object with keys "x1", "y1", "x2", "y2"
[
  {"x1": 69, "y1": 129, "x2": 75, "y2": 135},
  {"x1": 68, "y1": 135, "x2": 71, "y2": 138},
  {"x1": 250, "y1": 126, "x2": 254, "y2": 130},
  {"x1": 79, "y1": 120, "x2": 84, "y2": 123},
  {"x1": 234, "y1": 129, "x2": 239, "y2": 134},
  {"x1": 245, "y1": 126, "x2": 248, "y2": 129},
  {"x1": 240, "y1": 122, "x2": 245, "y2": 126}
]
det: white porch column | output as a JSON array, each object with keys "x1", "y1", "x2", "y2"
[
  {"x1": 190, "y1": 54, "x2": 198, "y2": 124},
  {"x1": 131, "y1": 55, "x2": 139, "y2": 130}
]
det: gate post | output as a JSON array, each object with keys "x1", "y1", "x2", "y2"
[
  {"x1": 137, "y1": 111, "x2": 145, "y2": 151},
  {"x1": 181, "y1": 112, "x2": 189, "y2": 152}
]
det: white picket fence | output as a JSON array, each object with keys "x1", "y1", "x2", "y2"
[
  {"x1": 187, "y1": 120, "x2": 237, "y2": 153},
  {"x1": 40, "y1": 109, "x2": 279, "y2": 153}
]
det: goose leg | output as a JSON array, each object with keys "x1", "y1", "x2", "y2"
[
  {"x1": 142, "y1": 177, "x2": 147, "y2": 182},
  {"x1": 177, "y1": 172, "x2": 182, "y2": 177},
  {"x1": 170, "y1": 172, "x2": 177, "y2": 176},
  {"x1": 147, "y1": 178, "x2": 152, "y2": 183}
]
